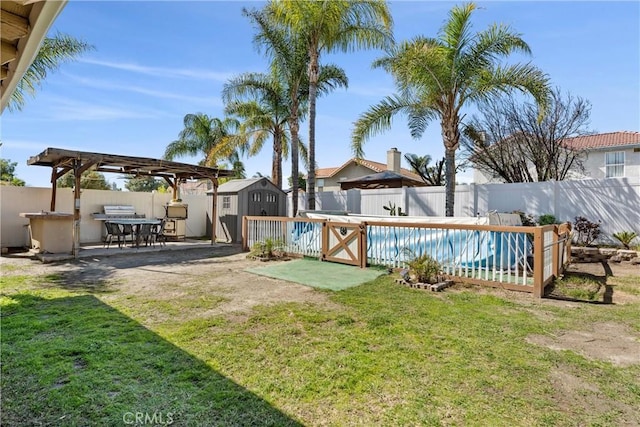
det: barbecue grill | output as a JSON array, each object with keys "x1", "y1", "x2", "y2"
[
  {"x1": 92, "y1": 205, "x2": 146, "y2": 239},
  {"x1": 92, "y1": 205, "x2": 146, "y2": 220}
]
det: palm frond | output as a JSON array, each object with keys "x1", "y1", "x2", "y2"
[{"x1": 9, "y1": 32, "x2": 94, "y2": 112}]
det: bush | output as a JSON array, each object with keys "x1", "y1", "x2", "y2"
[
  {"x1": 403, "y1": 252, "x2": 441, "y2": 284},
  {"x1": 538, "y1": 214, "x2": 558, "y2": 225},
  {"x1": 612, "y1": 231, "x2": 638, "y2": 249},
  {"x1": 572, "y1": 216, "x2": 601, "y2": 246}
]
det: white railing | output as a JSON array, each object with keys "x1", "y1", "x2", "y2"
[{"x1": 243, "y1": 216, "x2": 571, "y2": 297}]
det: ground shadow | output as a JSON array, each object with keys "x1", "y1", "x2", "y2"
[
  {"x1": 3, "y1": 246, "x2": 244, "y2": 294},
  {"x1": 1, "y1": 293, "x2": 301, "y2": 426},
  {"x1": 544, "y1": 261, "x2": 615, "y2": 304}
]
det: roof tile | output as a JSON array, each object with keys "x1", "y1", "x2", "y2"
[{"x1": 564, "y1": 131, "x2": 640, "y2": 149}]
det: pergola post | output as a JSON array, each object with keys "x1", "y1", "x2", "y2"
[
  {"x1": 50, "y1": 168, "x2": 57, "y2": 211},
  {"x1": 210, "y1": 175, "x2": 218, "y2": 245},
  {"x1": 72, "y1": 159, "x2": 82, "y2": 258}
]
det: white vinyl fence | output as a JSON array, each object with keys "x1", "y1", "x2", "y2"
[{"x1": 288, "y1": 177, "x2": 640, "y2": 244}]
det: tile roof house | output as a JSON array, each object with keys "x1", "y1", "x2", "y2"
[
  {"x1": 562, "y1": 131, "x2": 639, "y2": 180},
  {"x1": 315, "y1": 148, "x2": 423, "y2": 192},
  {"x1": 473, "y1": 131, "x2": 640, "y2": 183}
]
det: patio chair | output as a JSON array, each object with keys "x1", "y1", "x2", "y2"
[
  {"x1": 137, "y1": 223, "x2": 153, "y2": 247},
  {"x1": 151, "y1": 219, "x2": 167, "y2": 247},
  {"x1": 104, "y1": 221, "x2": 126, "y2": 249},
  {"x1": 121, "y1": 223, "x2": 135, "y2": 246}
]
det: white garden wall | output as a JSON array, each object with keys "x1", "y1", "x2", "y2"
[{"x1": 0, "y1": 186, "x2": 212, "y2": 248}]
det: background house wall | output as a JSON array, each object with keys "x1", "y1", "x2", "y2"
[{"x1": 578, "y1": 147, "x2": 640, "y2": 179}]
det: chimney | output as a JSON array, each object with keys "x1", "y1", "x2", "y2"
[{"x1": 387, "y1": 147, "x2": 401, "y2": 173}]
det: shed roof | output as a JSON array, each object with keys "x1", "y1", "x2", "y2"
[{"x1": 211, "y1": 177, "x2": 284, "y2": 194}]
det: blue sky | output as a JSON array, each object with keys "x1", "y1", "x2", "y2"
[{"x1": 2, "y1": 1, "x2": 639, "y2": 188}]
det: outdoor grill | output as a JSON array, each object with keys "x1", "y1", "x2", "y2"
[
  {"x1": 92, "y1": 205, "x2": 146, "y2": 239},
  {"x1": 92, "y1": 205, "x2": 146, "y2": 221},
  {"x1": 163, "y1": 202, "x2": 187, "y2": 239}
]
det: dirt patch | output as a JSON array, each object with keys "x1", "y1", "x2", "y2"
[
  {"x1": 527, "y1": 322, "x2": 640, "y2": 367},
  {"x1": 548, "y1": 368, "x2": 639, "y2": 424},
  {"x1": 1, "y1": 248, "x2": 335, "y2": 321}
]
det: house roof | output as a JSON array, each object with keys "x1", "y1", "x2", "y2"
[
  {"x1": 563, "y1": 131, "x2": 640, "y2": 150},
  {"x1": 1, "y1": 0, "x2": 67, "y2": 112},
  {"x1": 316, "y1": 158, "x2": 422, "y2": 181}
]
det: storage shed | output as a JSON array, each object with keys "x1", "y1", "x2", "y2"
[{"x1": 208, "y1": 178, "x2": 286, "y2": 243}]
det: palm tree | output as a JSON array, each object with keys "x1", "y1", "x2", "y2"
[
  {"x1": 269, "y1": 0, "x2": 393, "y2": 210},
  {"x1": 8, "y1": 32, "x2": 93, "y2": 112},
  {"x1": 223, "y1": 65, "x2": 348, "y2": 190},
  {"x1": 164, "y1": 113, "x2": 240, "y2": 167},
  {"x1": 222, "y1": 72, "x2": 291, "y2": 189},
  {"x1": 404, "y1": 153, "x2": 442, "y2": 186},
  {"x1": 352, "y1": 3, "x2": 550, "y2": 216},
  {"x1": 243, "y1": 6, "x2": 309, "y2": 216}
]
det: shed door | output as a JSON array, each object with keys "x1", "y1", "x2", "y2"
[{"x1": 248, "y1": 190, "x2": 279, "y2": 216}]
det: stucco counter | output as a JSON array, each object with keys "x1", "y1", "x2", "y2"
[{"x1": 19, "y1": 212, "x2": 73, "y2": 254}]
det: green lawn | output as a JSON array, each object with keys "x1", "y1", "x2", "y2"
[{"x1": 2, "y1": 265, "x2": 639, "y2": 426}]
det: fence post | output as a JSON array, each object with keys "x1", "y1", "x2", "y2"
[
  {"x1": 533, "y1": 227, "x2": 544, "y2": 298},
  {"x1": 359, "y1": 223, "x2": 367, "y2": 268},
  {"x1": 242, "y1": 216, "x2": 248, "y2": 251},
  {"x1": 552, "y1": 225, "x2": 560, "y2": 278}
]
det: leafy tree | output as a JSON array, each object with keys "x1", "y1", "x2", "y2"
[
  {"x1": 461, "y1": 88, "x2": 591, "y2": 182},
  {"x1": 352, "y1": 2, "x2": 550, "y2": 216},
  {"x1": 404, "y1": 153, "x2": 445, "y2": 186},
  {"x1": 57, "y1": 169, "x2": 110, "y2": 190},
  {"x1": 124, "y1": 176, "x2": 166, "y2": 192},
  {"x1": 288, "y1": 173, "x2": 306, "y2": 191},
  {"x1": 0, "y1": 159, "x2": 25, "y2": 186},
  {"x1": 164, "y1": 113, "x2": 241, "y2": 167},
  {"x1": 269, "y1": 0, "x2": 393, "y2": 210},
  {"x1": 244, "y1": 6, "x2": 310, "y2": 216},
  {"x1": 8, "y1": 32, "x2": 93, "y2": 112}
]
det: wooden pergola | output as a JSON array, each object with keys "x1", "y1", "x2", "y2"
[{"x1": 27, "y1": 147, "x2": 235, "y2": 255}]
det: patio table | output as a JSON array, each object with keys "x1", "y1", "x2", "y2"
[{"x1": 108, "y1": 218, "x2": 162, "y2": 248}]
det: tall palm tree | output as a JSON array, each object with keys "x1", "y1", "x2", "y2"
[
  {"x1": 8, "y1": 32, "x2": 93, "y2": 112},
  {"x1": 269, "y1": 0, "x2": 393, "y2": 210},
  {"x1": 243, "y1": 6, "x2": 309, "y2": 217},
  {"x1": 164, "y1": 113, "x2": 240, "y2": 168},
  {"x1": 352, "y1": 2, "x2": 550, "y2": 216}
]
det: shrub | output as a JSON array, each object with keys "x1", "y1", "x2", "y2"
[
  {"x1": 612, "y1": 231, "x2": 638, "y2": 249},
  {"x1": 572, "y1": 216, "x2": 601, "y2": 246},
  {"x1": 538, "y1": 214, "x2": 558, "y2": 225},
  {"x1": 403, "y1": 252, "x2": 441, "y2": 284},
  {"x1": 250, "y1": 238, "x2": 284, "y2": 258}
]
